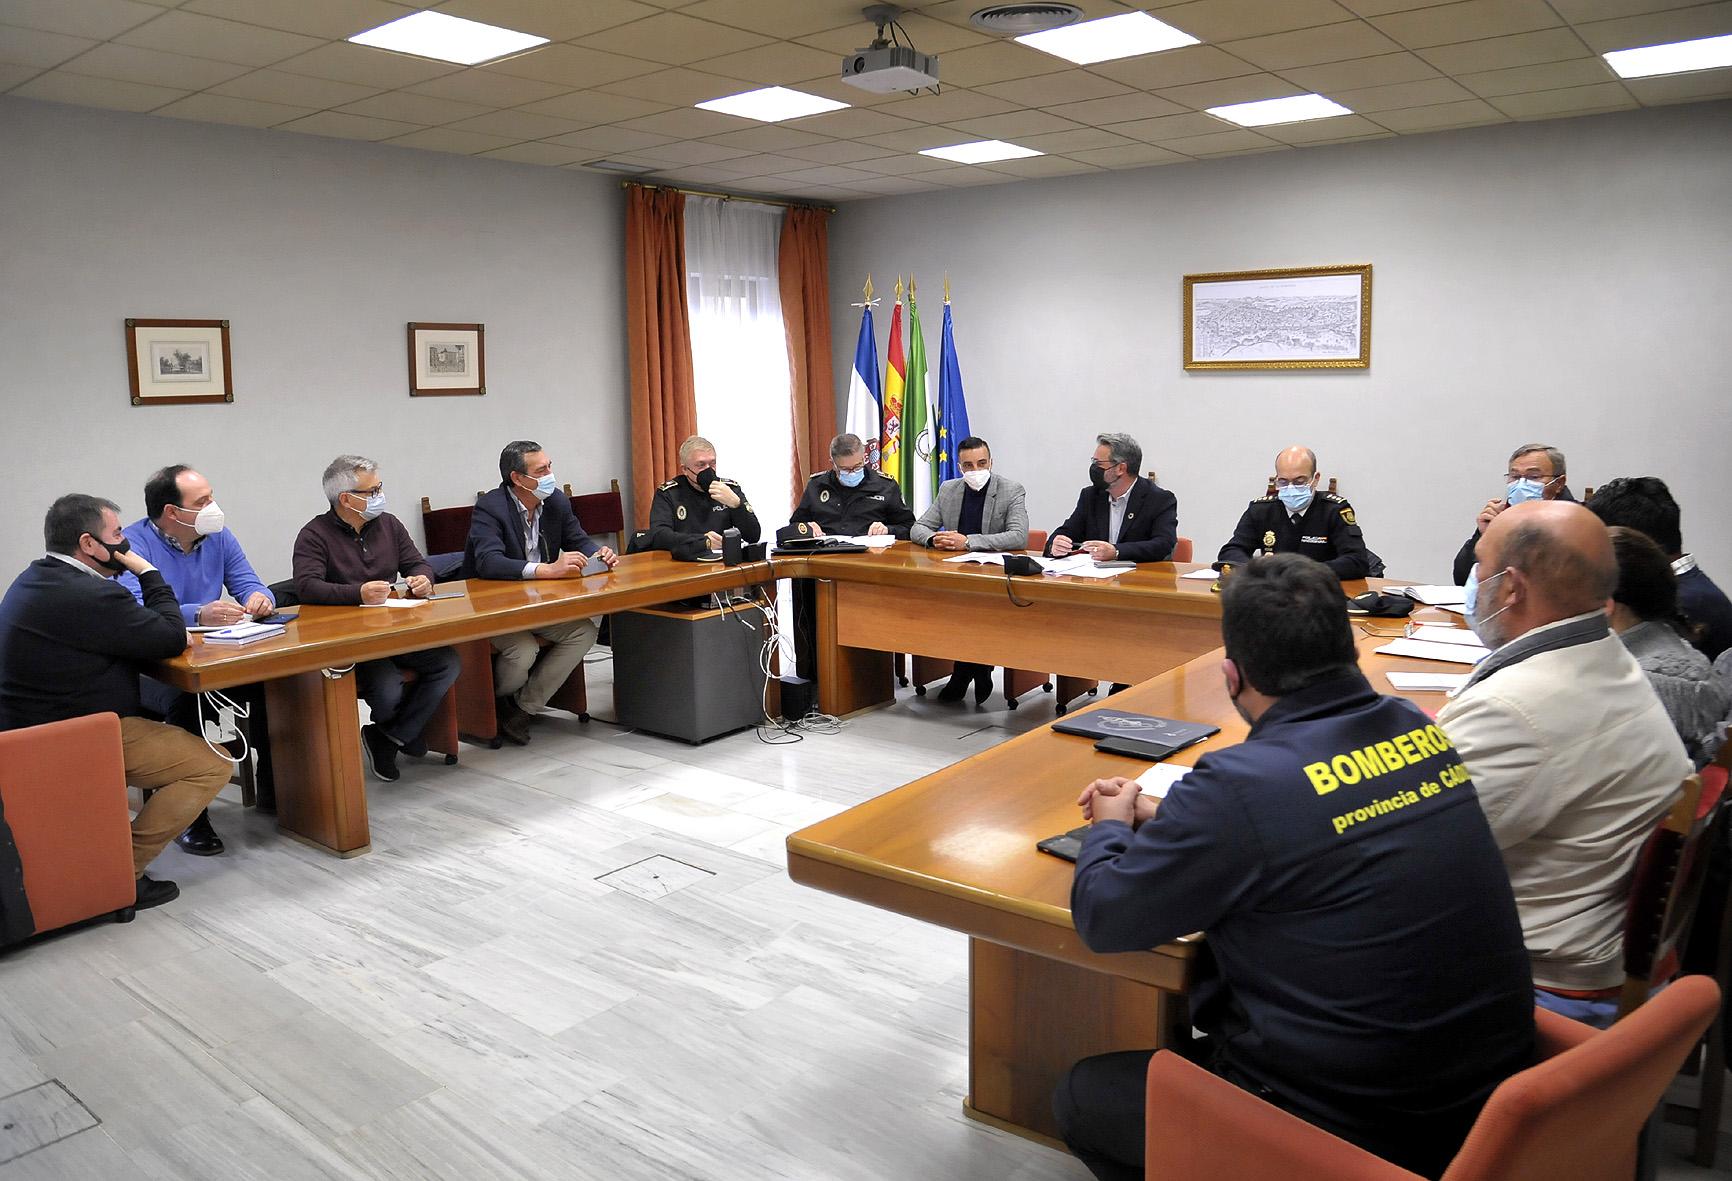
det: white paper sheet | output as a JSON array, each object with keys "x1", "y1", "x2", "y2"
[
  {"x1": 1179, "y1": 569, "x2": 1219, "y2": 581},
  {"x1": 836, "y1": 534, "x2": 897, "y2": 549},
  {"x1": 942, "y1": 552, "x2": 1008, "y2": 565},
  {"x1": 1386, "y1": 671, "x2": 1471, "y2": 692},
  {"x1": 1136, "y1": 762, "x2": 1192, "y2": 798},
  {"x1": 361, "y1": 598, "x2": 432, "y2": 608},
  {"x1": 1049, "y1": 565, "x2": 1127, "y2": 580},
  {"x1": 1389, "y1": 584, "x2": 1468, "y2": 606},
  {"x1": 1375, "y1": 638, "x2": 1487, "y2": 665}
]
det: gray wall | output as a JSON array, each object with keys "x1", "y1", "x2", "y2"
[
  {"x1": 828, "y1": 100, "x2": 1732, "y2": 584},
  {"x1": 0, "y1": 97, "x2": 628, "y2": 582}
]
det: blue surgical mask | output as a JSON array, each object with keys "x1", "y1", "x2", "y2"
[
  {"x1": 532, "y1": 473, "x2": 557, "y2": 502},
  {"x1": 837, "y1": 468, "x2": 865, "y2": 488},
  {"x1": 1465, "y1": 563, "x2": 1512, "y2": 644},
  {"x1": 1276, "y1": 484, "x2": 1313, "y2": 515},
  {"x1": 348, "y1": 490, "x2": 386, "y2": 521},
  {"x1": 1505, "y1": 477, "x2": 1552, "y2": 506}
]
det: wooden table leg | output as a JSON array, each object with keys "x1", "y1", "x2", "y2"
[
  {"x1": 814, "y1": 579, "x2": 893, "y2": 716},
  {"x1": 966, "y1": 938, "x2": 1179, "y2": 1144},
  {"x1": 265, "y1": 669, "x2": 370, "y2": 857}
]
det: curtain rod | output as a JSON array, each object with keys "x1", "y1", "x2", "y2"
[{"x1": 620, "y1": 179, "x2": 836, "y2": 214}]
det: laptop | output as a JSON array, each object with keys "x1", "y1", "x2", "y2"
[{"x1": 771, "y1": 537, "x2": 868, "y2": 555}]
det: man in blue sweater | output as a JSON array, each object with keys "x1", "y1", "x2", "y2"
[
  {"x1": 1054, "y1": 555, "x2": 1532, "y2": 1180},
  {"x1": 464, "y1": 440, "x2": 617, "y2": 745},
  {"x1": 120, "y1": 465, "x2": 275, "y2": 856},
  {"x1": 0, "y1": 495, "x2": 230, "y2": 909}
]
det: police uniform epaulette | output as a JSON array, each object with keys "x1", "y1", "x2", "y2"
[
  {"x1": 807, "y1": 470, "x2": 827, "y2": 480},
  {"x1": 1325, "y1": 492, "x2": 1347, "y2": 503},
  {"x1": 1254, "y1": 494, "x2": 1277, "y2": 504},
  {"x1": 657, "y1": 479, "x2": 679, "y2": 490}
]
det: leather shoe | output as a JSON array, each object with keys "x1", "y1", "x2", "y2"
[
  {"x1": 361, "y1": 723, "x2": 401, "y2": 782},
  {"x1": 174, "y1": 809, "x2": 224, "y2": 857},
  {"x1": 495, "y1": 696, "x2": 531, "y2": 746},
  {"x1": 935, "y1": 675, "x2": 969, "y2": 703},
  {"x1": 973, "y1": 667, "x2": 994, "y2": 706},
  {"x1": 134, "y1": 875, "x2": 180, "y2": 910}
]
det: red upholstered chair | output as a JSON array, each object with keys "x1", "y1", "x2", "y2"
[
  {"x1": 1170, "y1": 536, "x2": 1194, "y2": 563},
  {"x1": 1617, "y1": 774, "x2": 1710, "y2": 1020},
  {"x1": 568, "y1": 479, "x2": 625, "y2": 552},
  {"x1": 400, "y1": 668, "x2": 459, "y2": 765},
  {"x1": 419, "y1": 494, "x2": 476, "y2": 557},
  {"x1": 1143, "y1": 976, "x2": 1721, "y2": 1181},
  {"x1": 0, "y1": 713, "x2": 137, "y2": 941}
]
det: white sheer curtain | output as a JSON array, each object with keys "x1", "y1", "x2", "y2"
[{"x1": 683, "y1": 197, "x2": 794, "y2": 523}]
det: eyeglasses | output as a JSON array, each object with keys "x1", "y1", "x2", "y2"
[
  {"x1": 1503, "y1": 471, "x2": 1555, "y2": 484},
  {"x1": 1272, "y1": 477, "x2": 1314, "y2": 489},
  {"x1": 351, "y1": 483, "x2": 384, "y2": 497}
]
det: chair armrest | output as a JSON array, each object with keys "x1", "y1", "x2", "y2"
[
  {"x1": 1534, "y1": 1005, "x2": 1600, "y2": 1060},
  {"x1": 1145, "y1": 1051, "x2": 1417, "y2": 1181}
]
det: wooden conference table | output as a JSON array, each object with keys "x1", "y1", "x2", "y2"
[
  {"x1": 153, "y1": 544, "x2": 1264, "y2": 855},
  {"x1": 787, "y1": 617, "x2": 1465, "y2": 1145}
]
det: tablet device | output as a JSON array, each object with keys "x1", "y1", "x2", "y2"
[
  {"x1": 1051, "y1": 710, "x2": 1218, "y2": 747},
  {"x1": 1094, "y1": 735, "x2": 1185, "y2": 761}
]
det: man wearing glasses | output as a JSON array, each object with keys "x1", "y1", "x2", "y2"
[
  {"x1": 1451, "y1": 444, "x2": 1573, "y2": 584},
  {"x1": 788, "y1": 433, "x2": 915, "y2": 540},
  {"x1": 1046, "y1": 432, "x2": 1178, "y2": 563},
  {"x1": 644, "y1": 435, "x2": 761, "y2": 561},
  {"x1": 1214, "y1": 446, "x2": 1374, "y2": 580},
  {"x1": 292, "y1": 455, "x2": 460, "y2": 783}
]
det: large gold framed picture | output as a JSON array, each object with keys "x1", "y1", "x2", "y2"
[{"x1": 1183, "y1": 264, "x2": 1371, "y2": 371}]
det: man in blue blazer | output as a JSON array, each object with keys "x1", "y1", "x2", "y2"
[
  {"x1": 464, "y1": 440, "x2": 618, "y2": 745},
  {"x1": 1046, "y1": 432, "x2": 1178, "y2": 563}
]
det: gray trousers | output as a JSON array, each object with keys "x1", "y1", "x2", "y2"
[{"x1": 492, "y1": 617, "x2": 598, "y2": 713}]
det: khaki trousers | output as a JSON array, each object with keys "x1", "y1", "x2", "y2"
[
  {"x1": 491, "y1": 617, "x2": 598, "y2": 714},
  {"x1": 121, "y1": 716, "x2": 231, "y2": 876}
]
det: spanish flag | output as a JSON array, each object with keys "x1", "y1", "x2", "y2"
[{"x1": 880, "y1": 283, "x2": 906, "y2": 488}]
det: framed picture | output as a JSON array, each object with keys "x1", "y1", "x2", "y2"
[
  {"x1": 1183, "y1": 264, "x2": 1371, "y2": 371},
  {"x1": 408, "y1": 322, "x2": 485, "y2": 396},
  {"x1": 125, "y1": 319, "x2": 233, "y2": 405}
]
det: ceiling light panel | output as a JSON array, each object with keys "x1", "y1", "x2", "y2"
[
  {"x1": 349, "y1": 12, "x2": 548, "y2": 67},
  {"x1": 696, "y1": 86, "x2": 849, "y2": 123},
  {"x1": 1206, "y1": 94, "x2": 1353, "y2": 127},
  {"x1": 919, "y1": 139, "x2": 1043, "y2": 164},
  {"x1": 1015, "y1": 12, "x2": 1199, "y2": 67},
  {"x1": 1603, "y1": 34, "x2": 1732, "y2": 80}
]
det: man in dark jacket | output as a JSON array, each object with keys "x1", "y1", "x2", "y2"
[
  {"x1": 1215, "y1": 445, "x2": 1373, "y2": 580},
  {"x1": 292, "y1": 455, "x2": 461, "y2": 783},
  {"x1": 0, "y1": 494, "x2": 230, "y2": 909},
  {"x1": 464, "y1": 440, "x2": 618, "y2": 745},
  {"x1": 645, "y1": 434, "x2": 760, "y2": 561},
  {"x1": 1053, "y1": 555, "x2": 1533, "y2": 1181},
  {"x1": 1450, "y1": 443, "x2": 1574, "y2": 584},
  {"x1": 788, "y1": 433, "x2": 916, "y2": 539},
  {"x1": 1047, "y1": 433, "x2": 1178, "y2": 563}
]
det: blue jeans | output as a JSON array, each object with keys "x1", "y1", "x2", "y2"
[
  {"x1": 353, "y1": 646, "x2": 461, "y2": 746},
  {"x1": 1534, "y1": 987, "x2": 1618, "y2": 1030}
]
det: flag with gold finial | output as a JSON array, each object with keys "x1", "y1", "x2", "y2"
[
  {"x1": 934, "y1": 277, "x2": 972, "y2": 485},
  {"x1": 902, "y1": 278, "x2": 934, "y2": 515},
  {"x1": 880, "y1": 279, "x2": 906, "y2": 488},
  {"x1": 844, "y1": 276, "x2": 881, "y2": 469}
]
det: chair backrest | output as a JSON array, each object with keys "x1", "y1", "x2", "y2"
[
  {"x1": 1265, "y1": 476, "x2": 1342, "y2": 497},
  {"x1": 1027, "y1": 528, "x2": 1048, "y2": 552},
  {"x1": 569, "y1": 478, "x2": 625, "y2": 546},
  {"x1": 421, "y1": 494, "x2": 476, "y2": 556},
  {"x1": 1441, "y1": 975, "x2": 1720, "y2": 1181},
  {"x1": 1172, "y1": 537, "x2": 1194, "y2": 563},
  {"x1": 1619, "y1": 774, "x2": 1711, "y2": 1018}
]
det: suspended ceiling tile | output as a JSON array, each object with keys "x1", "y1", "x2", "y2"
[
  {"x1": 948, "y1": 108, "x2": 1086, "y2": 138},
  {"x1": 61, "y1": 42, "x2": 251, "y2": 89},
  {"x1": 848, "y1": 150, "x2": 962, "y2": 173},
  {"x1": 700, "y1": 40, "x2": 837, "y2": 84},
  {"x1": 597, "y1": 66, "x2": 747, "y2": 104},
  {"x1": 1368, "y1": 0, "x2": 1565, "y2": 50},
  {"x1": 875, "y1": 87, "x2": 1018, "y2": 124},
  {"x1": 930, "y1": 41, "x2": 1070, "y2": 88},
  {"x1": 1415, "y1": 28, "x2": 1594, "y2": 74},
  {"x1": 679, "y1": 0, "x2": 869, "y2": 39},
  {"x1": 790, "y1": 73, "x2": 912, "y2": 107},
  {"x1": 542, "y1": 125, "x2": 676, "y2": 152},
  {"x1": 781, "y1": 105, "x2": 926, "y2": 138},
  {"x1": 208, "y1": 67, "x2": 382, "y2": 107},
  {"x1": 484, "y1": 43, "x2": 662, "y2": 89},
  {"x1": 274, "y1": 109, "x2": 423, "y2": 140},
  {"x1": 1279, "y1": 51, "x2": 1443, "y2": 93},
  {"x1": 1623, "y1": 69, "x2": 1732, "y2": 104},
  {"x1": 405, "y1": 69, "x2": 569, "y2": 106},
  {"x1": 0, "y1": 60, "x2": 41, "y2": 86},
  {"x1": 975, "y1": 153, "x2": 1103, "y2": 177},
  {"x1": 796, "y1": 13, "x2": 989, "y2": 55},
  {"x1": 477, "y1": 141, "x2": 595, "y2": 165},
  {"x1": 777, "y1": 163, "x2": 880, "y2": 184},
  {"x1": 710, "y1": 150, "x2": 818, "y2": 172},
  {"x1": 1109, "y1": 111, "x2": 1232, "y2": 141},
  {"x1": 1336, "y1": 0, "x2": 1469, "y2": 13},
  {"x1": 273, "y1": 41, "x2": 462, "y2": 88},
  {"x1": 441, "y1": 108, "x2": 593, "y2": 140},
  {"x1": 860, "y1": 123, "x2": 980, "y2": 151},
  {"x1": 615, "y1": 105, "x2": 755, "y2": 137},
  {"x1": 1367, "y1": 96, "x2": 1508, "y2": 129},
  {"x1": 1042, "y1": 91, "x2": 1187, "y2": 124},
  {"x1": 153, "y1": 92, "x2": 314, "y2": 126},
  {"x1": 434, "y1": 0, "x2": 661, "y2": 40},
  {"x1": 1548, "y1": 0, "x2": 1713, "y2": 20},
  {"x1": 1152, "y1": 0, "x2": 1359, "y2": 41},
  {"x1": 1011, "y1": 125, "x2": 1138, "y2": 152},
  {"x1": 1066, "y1": 142, "x2": 1193, "y2": 166},
  {"x1": 917, "y1": 0, "x2": 1135, "y2": 30},
  {"x1": 576, "y1": 12, "x2": 772, "y2": 66},
  {"x1": 1089, "y1": 44, "x2": 1263, "y2": 89},
  {"x1": 0, "y1": 27, "x2": 98, "y2": 69},
  {"x1": 627, "y1": 138, "x2": 754, "y2": 163},
  {"x1": 1330, "y1": 75, "x2": 1476, "y2": 111},
  {"x1": 973, "y1": 70, "x2": 1131, "y2": 108},
  {"x1": 1154, "y1": 72, "x2": 1305, "y2": 108},
  {"x1": 515, "y1": 90, "x2": 669, "y2": 124},
  {"x1": 1457, "y1": 57, "x2": 1618, "y2": 98},
  {"x1": 779, "y1": 139, "x2": 898, "y2": 162},
  {"x1": 701, "y1": 122, "x2": 829, "y2": 150},
  {"x1": 177, "y1": 0, "x2": 416, "y2": 41},
  {"x1": 1572, "y1": 3, "x2": 1732, "y2": 52},
  {"x1": 0, "y1": 0, "x2": 160, "y2": 39},
  {"x1": 1488, "y1": 79, "x2": 1638, "y2": 117},
  {"x1": 337, "y1": 90, "x2": 496, "y2": 125},
  {"x1": 843, "y1": 174, "x2": 946, "y2": 194},
  {"x1": 1254, "y1": 112, "x2": 1389, "y2": 141},
  {"x1": 918, "y1": 163, "x2": 1017, "y2": 185},
  {"x1": 11, "y1": 67, "x2": 185, "y2": 109},
  {"x1": 1159, "y1": 127, "x2": 1281, "y2": 154},
  {"x1": 1224, "y1": 22, "x2": 1406, "y2": 70},
  {"x1": 383, "y1": 126, "x2": 522, "y2": 153},
  {"x1": 114, "y1": 10, "x2": 326, "y2": 67}
]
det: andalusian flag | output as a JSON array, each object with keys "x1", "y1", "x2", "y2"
[
  {"x1": 902, "y1": 284, "x2": 934, "y2": 515},
  {"x1": 844, "y1": 289, "x2": 882, "y2": 470},
  {"x1": 935, "y1": 295, "x2": 972, "y2": 483},
  {"x1": 880, "y1": 285, "x2": 906, "y2": 488}
]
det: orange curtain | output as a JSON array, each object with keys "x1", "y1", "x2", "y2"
[
  {"x1": 624, "y1": 186, "x2": 698, "y2": 525},
  {"x1": 779, "y1": 206, "x2": 835, "y2": 506}
]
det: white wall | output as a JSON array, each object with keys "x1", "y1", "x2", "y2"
[
  {"x1": 827, "y1": 100, "x2": 1732, "y2": 584},
  {"x1": 0, "y1": 97, "x2": 629, "y2": 582}
]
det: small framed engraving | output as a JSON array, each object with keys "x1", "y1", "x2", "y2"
[
  {"x1": 408, "y1": 322, "x2": 486, "y2": 396},
  {"x1": 126, "y1": 319, "x2": 233, "y2": 405}
]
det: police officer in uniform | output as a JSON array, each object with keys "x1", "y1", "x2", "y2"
[
  {"x1": 787, "y1": 432, "x2": 915, "y2": 540},
  {"x1": 645, "y1": 435, "x2": 760, "y2": 560},
  {"x1": 1215, "y1": 445, "x2": 1375, "y2": 580},
  {"x1": 1054, "y1": 555, "x2": 1533, "y2": 1181}
]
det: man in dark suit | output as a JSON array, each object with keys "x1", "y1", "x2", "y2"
[
  {"x1": 1047, "y1": 433, "x2": 1178, "y2": 563},
  {"x1": 1450, "y1": 444, "x2": 1573, "y2": 584},
  {"x1": 464, "y1": 440, "x2": 618, "y2": 745},
  {"x1": 0, "y1": 494, "x2": 230, "y2": 909}
]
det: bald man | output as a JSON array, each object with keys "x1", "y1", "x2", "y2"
[
  {"x1": 1214, "y1": 446, "x2": 1374, "y2": 580},
  {"x1": 1439, "y1": 500, "x2": 1691, "y2": 1027}
]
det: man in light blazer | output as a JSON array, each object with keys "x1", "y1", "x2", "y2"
[{"x1": 911, "y1": 436, "x2": 1029, "y2": 703}]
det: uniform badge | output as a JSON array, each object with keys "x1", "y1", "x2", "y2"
[
  {"x1": 819, "y1": 489, "x2": 830, "y2": 503},
  {"x1": 743, "y1": 503, "x2": 752, "y2": 514},
  {"x1": 676, "y1": 505, "x2": 686, "y2": 521},
  {"x1": 1263, "y1": 530, "x2": 1276, "y2": 548},
  {"x1": 1340, "y1": 507, "x2": 1356, "y2": 526},
  {"x1": 1127, "y1": 512, "x2": 1135, "y2": 520}
]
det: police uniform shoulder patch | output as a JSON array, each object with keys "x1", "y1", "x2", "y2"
[
  {"x1": 1325, "y1": 492, "x2": 1346, "y2": 503},
  {"x1": 1263, "y1": 530, "x2": 1277, "y2": 548},
  {"x1": 676, "y1": 504, "x2": 687, "y2": 521},
  {"x1": 1255, "y1": 494, "x2": 1277, "y2": 504},
  {"x1": 819, "y1": 489, "x2": 830, "y2": 503},
  {"x1": 1339, "y1": 505, "x2": 1356, "y2": 526}
]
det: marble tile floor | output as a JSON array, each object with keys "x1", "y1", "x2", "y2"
[{"x1": 2, "y1": 656, "x2": 1726, "y2": 1177}]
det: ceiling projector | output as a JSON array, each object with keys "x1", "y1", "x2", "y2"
[{"x1": 840, "y1": 5, "x2": 939, "y2": 94}]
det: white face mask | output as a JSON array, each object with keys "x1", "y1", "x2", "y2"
[
  {"x1": 961, "y1": 469, "x2": 991, "y2": 491},
  {"x1": 175, "y1": 501, "x2": 225, "y2": 535}
]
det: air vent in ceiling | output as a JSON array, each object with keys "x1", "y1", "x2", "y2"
[{"x1": 968, "y1": 3, "x2": 1084, "y2": 35}]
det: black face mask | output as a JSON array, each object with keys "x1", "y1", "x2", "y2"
[
  {"x1": 1088, "y1": 462, "x2": 1111, "y2": 491},
  {"x1": 89, "y1": 534, "x2": 131, "y2": 572},
  {"x1": 695, "y1": 467, "x2": 717, "y2": 491}
]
